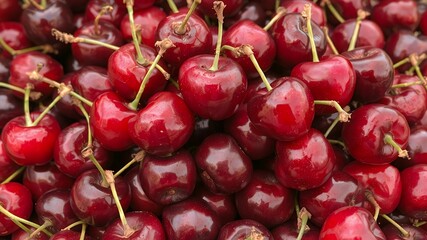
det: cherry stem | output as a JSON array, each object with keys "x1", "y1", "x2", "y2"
[
  {"x1": 322, "y1": 26, "x2": 339, "y2": 55},
  {"x1": 27, "y1": 69, "x2": 93, "y2": 107},
  {"x1": 383, "y1": 133, "x2": 410, "y2": 159},
  {"x1": 113, "y1": 150, "x2": 146, "y2": 178},
  {"x1": 51, "y1": 28, "x2": 119, "y2": 51},
  {"x1": 1, "y1": 166, "x2": 25, "y2": 184},
  {"x1": 294, "y1": 192, "x2": 301, "y2": 214},
  {"x1": 12, "y1": 218, "x2": 32, "y2": 235},
  {"x1": 27, "y1": 0, "x2": 46, "y2": 10},
  {"x1": 0, "y1": 204, "x2": 53, "y2": 237},
  {"x1": 413, "y1": 220, "x2": 427, "y2": 227},
  {"x1": 263, "y1": 7, "x2": 287, "y2": 31},
  {"x1": 151, "y1": 60, "x2": 171, "y2": 80},
  {"x1": 409, "y1": 54, "x2": 427, "y2": 86},
  {"x1": 0, "y1": 37, "x2": 58, "y2": 56},
  {"x1": 365, "y1": 190, "x2": 380, "y2": 221},
  {"x1": 62, "y1": 220, "x2": 85, "y2": 231},
  {"x1": 105, "y1": 170, "x2": 135, "y2": 237},
  {"x1": 347, "y1": 10, "x2": 369, "y2": 51},
  {"x1": 313, "y1": 100, "x2": 351, "y2": 122},
  {"x1": 209, "y1": 1, "x2": 226, "y2": 71},
  {"x1": 328, "y1": 139, "x2": 347, "y2": 150},
  {"x1": 393, "y1": 53, "x2": 427, "y2": 69},
  {"x1": 167, "y1": 0, "x2": 179, "y2": 13},
  {"x1": 175, "y1": 0, "x2": 201, "y2": 35},
  {"x1": 28, "y1": 221, "x2": 52, "y2": 239},
  {"x1": 84, "y1": 151, "x2": 108, "y2": 187},
  {"x1": 24, "y1": 84, "x2": 33, "y2": 127},
  {"x1": 128, "y1": 38, "x2": 175, "y2": 110},
  {"x1": 380, "y1": 214, "x2": 410, "y2": 238},
  {"x1": 79, "y1": 223, "x2": 87, "y2": 240},
  {"x1": 275, "y1": 0, "x2": 280, "y2": 11},
  {"x1": 74, "y1": 99, "x2": 93, "y2": 150},
  {"x1": 0, "y1": 82, "x2": 24, "y2": 95},
  {"x1": 322, "y1": 0, "x2": 344, "y2": 23},
  {"x1": 296, "y1": 207, "x2": 312, "y2": 240},
  {"x1": 124, "y1": 0, "x2": 149, "y2": 66},
  {"x1": 94, "y1": 5, "x2": 113, "y2": 35},
  {"x1": 391, "y1": 80, "x2": 424, "y2": 89},
  {"x1": 302, "y1": 4, "x2": 319, "y2": 62},
  {"x1": 324, "y1": 116, "x2": 340, "y2": 138}
]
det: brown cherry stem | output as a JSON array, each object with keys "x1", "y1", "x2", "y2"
[
  {"x1": 1, "y1": 166, "x2": 25, "y2": 184},
  {"x1": 79, "y1": 223, "x2": 87, "y2": 240},
  {"x1": 302, "y1": 4, "x2": 319, "y2": 62},
  {"x1": 380, "y1": 214, "x2": 410, "y2": 238},
  {"x1": 322, "y1": 26, "x2": 339, "y2": 55},
  {"x1": 129, "y1": 38, "x2": 175, "y2": 110},
  {"x1": 175, "y1": 0, "x2": 201, "y2": 35},
  {"x1": 24, "y1": 84, "x2": 33, "y2": 127},
  {"x1": 124, "y1": 0, "x2": 149, "y2": 66},
  {"x1": 321, "y1": 0, "x2": 344, "y2": 23},
  {"x1": 263, "y1": 7, "x2": 287, "y2": 31},
  {"x1": 51, "y1": 28, "x2": 120, "y2": 51},
  {"x1": 365, "y1": 190, "x2": 380, "y2": 221},
  {"x1": 209, "y1": 1, "x2": 226, "y2": 71},
  {"x1": 383, "y1": 134, "x2": 410, "y2": 159},
  {"x1": 113, "y1": 150, "x2": 146, "y2": 178},
  {"x1": 105, "y1": 170, "x2": 135, "y2": 237},
  {"x1": 62, "y1": 220, "x2": 85, "y2": 231},
  {"x1": 347, "y1": 10, "x2": 369, "y2": 51},
  {"x1": 94, "y1": 5, "x2": 113, "y2": 35},
  {"x1": 167, "y1": 0, "x2": 179, "y2": 13},
  {"x1": 296, "y1": 207, "x2": 312, "y2": 240},
  {"x1": 313, "y1": 100, "x2": 351, "y2": 122}
]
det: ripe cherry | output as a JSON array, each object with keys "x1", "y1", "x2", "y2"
[
  {"x1": 217, "y1": 219, "x2": 273, "y2": 240},
  {"x1": 398, "y1": 164, "x2": 427, "y2": 220}
]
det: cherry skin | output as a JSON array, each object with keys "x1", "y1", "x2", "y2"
[
  {"x1": 70, "y1": 169, "x2": 131, "y2": 227},
  {"x1": 247, "y1": 77, "x2": 315, "y2": 141},
  {"x1": 381, "y1": 223, "x2": 427, "y2": 239},
  {"x1": 49, "y1": 230, "x2": 92, "y2": 240},
  {"x1": 139, "y1": 150, "x2": 197, "y2": 205},
  {"x1": 0, "y1": 56, "x2": 10, "y2": 83},
  {"x1": 371, "y1": 0, "x2": 419, "y2": 35},
  {"x1": 235, "y1": 170, "x2": 295, "y2": 228},
  {"x1": 341, "y1": 104, "x2": 410, "y2": 165},
  {"x1": 162, "y1": 198, "x2": 221, "y2": 240},
  {"x1": 178, "y1": 55, "x2": 247, "y2": 121},
  {"x1": 0, "y1": 22, "x2": 32, "y2": 59},
  {"x1": 115, "y1": 0, "x2": 155, "y2": 10},
  {"x1": 0, "y1": 182, "x2": 33, "y2": 236},
  {"x1": 326, "y1": 0, "x2": 371, "y2": 23},
  {"x1": 280, "y1": 0, "x2": 327, "y2": 27},
  {"x1": 0, "y1": 89, "x2": 24, "y2": 131},
  {"x1": 195, "y1": 133, "x2": 253, "y2": 194},
  {"x1": 11, "y1": 226, "x2": 49, "y2": 240},
  {"x1": 2, "y1": 112, "x2": 61, "y2": 166},
  {"x1": 271, "y1": 220, "x2": 320, "y2": 240},
  {"x1": 0, "y1": 140, "x2": 20, "y2": 183},
  {"x1": 128, "y1": 91, "x2": 194, "y2": 156},
  {"x1": 224, "y1": 2, "x2": 267, "y2": 29},
  {"x1": 102, "y1": 211, "x2": 165, "y2": 240},
  {"x1": 83, "y1": 0, "x2": 126, "y2": 28},
  {"x1": 217, "y1": 219, "x2": 273, "y2": 240},
  {"x1": 319, "y1": 206, "x2": 386, "y2": 239},
  {"x1": 398, "y1": 164, "x2": 427, "y2": 220},
  {"x1": 0, "y1": 0, "x2": 22, "y2": 22},
  {"x1": 198, "y1": 0, "x2": 244, "y2": 18},
  {"x1": 275, "y1": 128, "x2": 335, "y2": 191},
  {"x1": 395, "y1": 126, "x2": 427, "y2": 167}
]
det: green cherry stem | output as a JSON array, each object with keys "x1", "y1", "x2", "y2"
[
  {"x1": 380, "y1": 214, "x2": 410, "y2": 238},
  {"x1": 324, "y1": 116, "x2": 340, "y2": 138},
  {"x1": 1, "y1": 166, "x2": 25, "y2": 184},
  {"x1": 263, "y1": 7, "x2": 287, "y2": 31},
  {"x1": 313, "y1": 100, "x2": 351, "y2": 122},
  {"x1": 12, "y1": 218, "x2": 32, "y2": 235},
  {"x1": 128, "y1": 38, "x2": 175, "y2": 110},
  {"x1": 51, "y1": 28, "x2": 120, "y2": 51},
  {"x1": 322, "y1": 26, "x2": 339, "y2": 55},
  {"x1": 302, "y1": 4, "x2": 319, "y2": 62},
  {"x1": 391, "y1": 80, "x2": 424, "y2": 89},
  {"x1": 383, "y1": 134, "x2": 410, "y2": 159},
  {"x1": 62, "y1": 220, "x2": 85, "y2": 231},
  {"x1": 113, "y1": 150, "x2": 146, "y2": 178},
  {"x1": 124, "y1": 0, "x2": 149, "y2": 66},
  {"x1": 328, "y1": 139, "x2": 347, "y2": 150},
  {"x1": 24, "y1": 84, "x2": 33, "y2": 127},
  {"x1": 364, "y1": 190, "x2": 380, "y2": 221},
  {"x1": 409, "y1": 54, "x2": 427, "y2": 86},
  {"x1": 167, "y1": 0, "x2": 179, "y2": 13},
  {"x1": 79, "y1": 223, "x2": 87, "y2": 240},
  {"x1": 28, "y1": 221, "x2": 52, "y2": 239},
  {"x1": 296, "y1": 207, "x2": 312, "y2": 240},
  {"x1": 347, "y1": 10, "x2": 369, "y2": 51},
  {"x1": 94, "y1": 5, "x2": 113, "y2": 35},
  {"x1": 209, "y1": 1, "x2": 226, "y2": 71},
  {"x1": 240, "y1": 45, "x2": 273, "y2": 91},
  {"x1": 106, "y1": 170, "x2": 135, "y2": 238},
  {"x1": 321, "y1": 0, "x2": 344, "y2": 23},
  {"x1": 174, "y1": 0, "x2": 201, "y2": 35}
]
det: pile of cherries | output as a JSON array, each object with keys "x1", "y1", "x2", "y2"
[{"x1": 2, "y1": 0, "x2": 427, "y2": 239}]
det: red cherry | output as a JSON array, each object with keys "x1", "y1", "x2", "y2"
[
  {"x1": 0, "y1": 140, "x2": 20, "y2": 183},
  {"x1": 281, "y1": 0, "x2": 327, "y2": 26},
  {"x1": 224, "y1": 2, "x2": 267, "y2": 28},
  {"x1": 217, "y1": 219, "x2": 273, "y2": 240},
  {"x1": 271, "y1": 220, "x2": 320, "y2": 240},
  {"x1": 83, "y1": 0, "x2": 126, "y2": 28},
  {"x1": 0, "y1": 0, "x2": 22, "y2": 22},
  {"x1": 381, "y1": 223, "x2": 427, "y2": 239},
  {"x1": 371, "y1": 0, "x2": 419, "y2": 35},
  {"x1": 0, "y1": 22, "x2": 32, "y2": 59},
  {"x1": 49, "y1": 230, "x2": 91, "y2": 240},
  {"x1": 398, "y1": 164, "x2": 427, "y2": 220}
]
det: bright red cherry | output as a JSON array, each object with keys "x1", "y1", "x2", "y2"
[
  {"x1": 398, "y1": 164, "x2": 427, "y2": 220},
  {"x1": 0, "y1": 22, "x2": 32, "y2": 59}
]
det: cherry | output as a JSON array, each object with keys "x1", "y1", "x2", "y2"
[
  {"x1": 102, "y1": 211, "x2": 165, "y2": 239},
  {"x1": 70, "y1": 169, "x2": 131, "y2": 227},
  {"x1": 49, "y1": 230, "x2": 91, "y2": 240},
  {"x1": 11, "y1": 226, "x2": 49, "y2": 240},
  {"x1": 280, "y1": 0, "x2": 327, "y2": 26},
  {"x1": 247, "y1": 77, "x2": 314, "y2": 141},
  {"x1": 371, "y1": 0, "x2": 419, "y2": 35},
  {"x1": 0, "y1": 0, "x2": 22, "y2": 22},
  {"x1": 23, "y1": 161, "x2": 74, "y2": 200},
  {"x1": 381, "y1": 223, "x2": 427, "y2": 239},
  {"x1": 0, "y1": 22, "x2": 32, "y2": 59},
  {"x1": 66, "y1": 0, "x2": 90, "y2": 13},
  {"x1": 235, "y1": 170, "x2": 295, "y2": 228},
  {"x1": 325, "y1": 0, "x2": 371, "y2": 24},
  {"x1": 186, "y1": 117, "x2": 223, "y2": 147},
  {"x1": 341, "y1": 104, "x2": 410, "y2": 164},
  {"x1": 275, "y1": 128, "x2": 335, "y2": 191},
  {"x1": 0, "y1": 182, "x2": 33, "y2": 236},
  {"x1": 0, "y1": 140, "x2": 21, "y2": 183},
  {"x1": 0, "y1": 56, "x2": 10, "y2": 82},
  {"x1": 217, "y1": 219, "x2": 273, "y2": 240},
  {"x1": 2, "y1": 112, "x2": 62, "y2": 166},
  {"x1": 128, "y1": 91, "x2": 194, "y2": 156},
  {"x1": 162, "y1": 198, "x2": 221, "y2": 240},
  {"x1": 195, "y1": 133, "x2": 253, "y2": 194},
  {"x1": 0, "y1": 89, "x2": 24, "y2": 131},
  {"x1": 198, "y1": 0, "x2": 244, "y2": 18},
  {"x1": 271, "y1": 219, "x2": 320, "y2": 240},
  {"x1": 398, "y1": 164, "x2": 427, "y2": 220},
  {"x1": 83, "y1": 0, "x2": 126, "y2": 28},
  {"x1": 319, "y1": 206, "x2": 386, "y2": 239},
  {"x1": 139, "y1": 150, "x2": 197, "y2": 205},
  {"x1": 224, "y1": 2, "x2": 267, "y2": 28},
  {"x1": 393, "y1": 126, "x2": 427, "y2": 168}
]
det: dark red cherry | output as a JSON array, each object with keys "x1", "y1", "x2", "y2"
[
  {"x1": 198, "y1": 0, "x2": 244, "y2": 18},
  {"x1": 371, "y1": 0, "x2": 419, "y2": 35},
  {"x1": 65, "y1": 0, "x2": 90, "y2": 13},
  {"x1": 2, "y1": 113, "x2": 61, "y2": 166},
  {"x1": 83, "y1": 0, "x2": 126, "y2": 27},
  {"x1": 162, "y1": 198, "x2": 221, "y2": 240},
  {"x1": 11, "y1": 226, "x2": 49, "y2": 240},
  {"x1": 115, "y1": 0, "x2": 155, "y2": 10},
  {"x1": 0, "y1": 140, "x2": 20, "y2": 183},
  {"x1": 280, "y1": 0, "x2": 327, "y2": 26},
  {"x1": 341, "y1": 104, "x2": 410, "y2": 165},
  {"x1": 0, "y1": 89, "x2": 24, "y2": 131},
  {"x1": 0, "y1": 56, "x2": 10, "y2": 82},
  {"x1": 0, "y1": 0, "x2": 22, "y2": 22},
  {"x1": 398, "y1": 164, "x2": 427, "y2": 220},
  {"x1": 224, "y1": 2, "x2": 267, "y2": 29},
  {"x1": 49, "y1": 230, "x2": 92, "y2": 240},
  {"x1": 195, "y1": 133, "x2": 253, "y2": 194},
  {"x1": 0, "y1": 182, "x2": 33, "y2": 236},
  {"x1": 271, "y1": 220, "x2": 320, "y2": 240},
  {"x1": 326, "y1": 0, "x2": 371, "y2": 23},
  {"x1": 381, "y1": 223, "x2": 427, "y2": 239},
  {"x1": 395, "y1": 126, "x2": 427, "y2": 167},
  {"x1": 0, "y1": 22, "x2": 32, "y2": 59},
  {"x1": 217, "y1": 219, "x2": 273, "y2": 240}
]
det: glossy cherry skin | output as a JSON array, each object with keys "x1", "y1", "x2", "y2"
[
  {"x1": 178, "y1": 55, "x2": 247, "y2": 121},
  {"x1": 162, "y1": 198, "x2": 221, "y2": 240},
  {"x1": 222, "y1": 19, "x2": 276, "y2": 79},
  {"x1": 121, "y1": 7, "x2": 166, "y2": 49},
  {"x1": 35, "y1": 189, "x2": 79, "y2": 233},
  {"x1": 108, "y1": 43, "x2": 168, "y2": 103},
  {"x1": 398, "y1": 164, "x2": 427, "y2": 220},
  {"x1": 319, "y1": 206, "x2": 386, "y2": 239},
  {"x1": 341, "y1": 47, "x2": 394, "y2": 103},
  {"x1": 199, "y1": 0, "x2": 244, "y2": 18},
  {"x1": 70, "y1": 169, "x2": 131, "y2": 227},
  {"x1": 0, "y1": 22, "x2": 32, "y2": 59},
  {"x1": 291, "y1": 55, "x2": 356, "y2": 115},
  {"x1": 83, "y1": 0, "x2": 126, "y2": 28},
  {"x1": 280, "y1": 0, "x2": 327, "y2": 26},
  {"x1": 247, "y1": 77, "x2": 315, "y2": 141},
  {"x1": 90, "y1": 91, "x2": 136, "y2": 151},
  {"x1": 271, "y1": 13, "x2": 326, "y2": 69},
  {"x1": 2, "y1": 113, "x2": 61, "y2": 166},
  {"x1": 382, "y1": 223, "x2": 427, "y2": 239},
  {"x1": 0, "y1": 182, "x2": 33, "y2": 236},
  {"x1": 156, "y1": 12, "x2": 212, "y2": 66},
  {"x1": 0, "y1": 89, "x2": 24, "y2": 131},
  {"x1": 217, "y1": 219, "x2": 273, "y2": 240},
  {"x1": 0, "y1": 0, "x2": 22, "y2": 22},
  {"x1": 275, "y1": 128, "x2": 335, "y2": 191},
  {"x1": 0, "y1": 140, "x2": 20, "y2": 183},
  {"x1": 9, "y1": 51, "x2": 64, "y2": 99},
  {"x1": 23, "y1": 161, "x2": 74, "y2": 200},
  {"x1": 128, "y1": 91, "x2": 194, "y2": 156},
  {"x1": 72, "y1": 21, "x2": 124, "y2": 67},
  {"x1": 102, "y1": 211, "x2": 165, "y2": 239},
  {"x1": 139, "y1": 150, "x2": 197, "y2": 205},
  {"x1": 299, "y1": 170, "x2": 364, "y2": 227},
  {"x1": 11, "y1": 226, "x2": 49, "y2": 240},
  {"x1": 341, "y1": 104, "x2": 410, "y2": 164},
  {"x1": 49, "y1": 230, "x2": 92, "y2": 240},
  {"x1": 330, "y1": 20, "x2": 385, "y2": 53},
  {"x1": 343, "y1": 162, "x2": 402, "y2": 215},
  {"x1": 271, "y1": 220, "x2": 320, "y2": 240},
  {"x1": 224, "y1": 103, "x2": 275, "y2": 160},
  {"x1": 224, "y1": 2, "x2": 267, "y2": 28},
  {"x1": 326, "y1": 0, "x2": 371, "y2": 23},
  {"x1": 379, "y1": 74, "x2": 427, "y2": 124},
  {"x1": 54, "y1": 122, "x2": 112, "y2": 178},
  {"x1": 235, "y1": 170, "x2": 295, "y2": 228},
  {"x1": 371, "y1": 0, "x2": 419, "y2": 35},
  {"x1": 195, "y1": 133, "x2": 253, "y2": 194},
  {"x1": 395, "y1": 126, "x2": 427, "y2": 167},
  {"x1": 20, "y1": 0, "x2": 74, "y2": 45}
]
